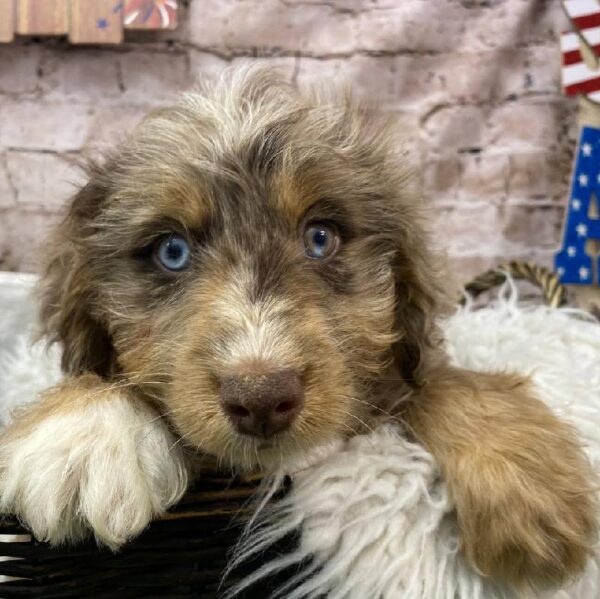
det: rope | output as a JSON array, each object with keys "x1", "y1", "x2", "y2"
[{"x1": 461, "y1": 260, "x2": 568, "y2": 309}]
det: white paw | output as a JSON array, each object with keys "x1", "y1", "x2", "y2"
[{"x1": 0, "y1": 394, "x2": 189, "y2": 549}]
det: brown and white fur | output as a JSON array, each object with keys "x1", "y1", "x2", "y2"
[{"x1": 0, "y1": 67, "x2": 596, "y2": 591}]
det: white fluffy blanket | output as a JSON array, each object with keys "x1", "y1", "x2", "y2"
[{"x1": 1, "y1": 274, "x2": 599, "y2": 599}]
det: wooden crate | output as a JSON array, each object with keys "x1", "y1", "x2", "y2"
[
  {"x1": 0, "y1": 0, "x2": 15, "y2": 41},
  {"x1": 16, "y1": 0, "x2": 68, "y2": 35},
  {"x1": 69, "y1": 0, "x2": 123, "y2": 44},
  {"x1": 0, "y1": 0, "x2": 179, "y2": 44}
]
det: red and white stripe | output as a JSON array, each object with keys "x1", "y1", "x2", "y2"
[
  {"x1": 564, "y1": 0, "x2": 600, "y2": 55},
  {"x1": 561, "y1": 31, "x2": 600, "y2": 101}
]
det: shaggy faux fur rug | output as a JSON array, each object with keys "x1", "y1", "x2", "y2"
[{"x1": 1, "y1": 273, "x2": 599, "y2": 598}]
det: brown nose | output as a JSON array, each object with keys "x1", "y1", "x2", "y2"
[{"x1": 220, "y1": 369, "x2": 304, "y2": 438}]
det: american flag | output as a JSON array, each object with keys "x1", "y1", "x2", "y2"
[
  {"x1": 563, "y1": 0, "x2": 600, "y2": 56},
  {"x1": 554, "y1": 126, "x2": 600, "y2": 285},
  {"x1": 561, "y1": 31, "x2": 600, "y2": 101}
]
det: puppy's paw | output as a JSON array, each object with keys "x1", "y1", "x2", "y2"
[
  {"x1": 455, "y1": 426, "x2": 598, "y2": 589},
  {"x1": 0, "y1": 381, "x2": 189, "y2": 549}
]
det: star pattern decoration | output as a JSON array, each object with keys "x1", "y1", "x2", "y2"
[
  {"x1": 555, "y1": 126, "x2": 599, "y2": 287},
  {"x1": 97, "y1": 18, "x2": 109, "y2": 29}
]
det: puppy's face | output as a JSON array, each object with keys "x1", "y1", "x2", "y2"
[{"x1": 40, "y1": 70, "x2": 440, "y2": 469}]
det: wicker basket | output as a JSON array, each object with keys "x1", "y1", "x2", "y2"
[
  {"x1": 0, "y1": 262, "x2": 566, "y2": 598},
  {"x1": 0, "y1": 462, "x2": 299, "y2": 598}
]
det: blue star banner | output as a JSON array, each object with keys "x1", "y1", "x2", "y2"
[{"x1": 555, "y1": 126, "x2": 600, "y2": 285}]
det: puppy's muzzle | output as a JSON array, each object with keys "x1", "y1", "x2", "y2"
[{"x1": 220, "y1": 369, "x2": 304, "y2": 438}]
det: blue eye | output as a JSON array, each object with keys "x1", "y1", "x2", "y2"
[
  {"x1": 303, "y1": 222, "x2": 339, "y2": 259},
  {"x1": 155, "y1": 234, "x2": 191, "y2": 271}
]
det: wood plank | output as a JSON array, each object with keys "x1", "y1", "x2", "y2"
[
  {"x1": 16, "y1": 0, "x2": 67, "y2": 35},
  {"x1": 123, "y1": 0, "x2": 177, "y2": 30},
  {"x1": 0, "y1": 0, "x2": 15, "y2": 42},
  {"x1": 69, "y1": 0, "x2": 123, "y2": 44}
]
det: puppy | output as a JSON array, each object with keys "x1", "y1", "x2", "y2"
[{"x1": 0, "y1": 67, "x2": 596, "y2": 589}]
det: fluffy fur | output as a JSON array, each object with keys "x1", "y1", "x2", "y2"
[
  {"x1": 0, "y1": 374, "x2": 188, "y2": 549},
  {"x1": 225, "y1": 287, "x2": 600, "y2": 599},
  {"x1": 0, "y1": 67, "x2": 597, "y2": 591},
  {"x1": 1, "y1": 279, "x2": 599, "y2": 598}
]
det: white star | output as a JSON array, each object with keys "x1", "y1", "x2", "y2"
[
  {"x1": 579, "y1": 173, "x2": 589, "y2": 186},
  {"x1": 557, "y1": 267, "x2": 565, "y2": 277},
  {"x1": 576, "y1": 223, "x2": 588, "y2": 237},
  {"x1": 567, "y1": 246, "x2": 577, "y2": 257},
  {"x1": 572, "y1": 198, "x2": 582, "y2": 211},
  {"x1": 582, "y1": 143, "x2": 593, "y2": 156},
  {"x1": 579, "y1": 266, "x2": 590, "y2": 280}
]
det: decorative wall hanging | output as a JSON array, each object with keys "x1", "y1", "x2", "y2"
[
  {"x1": 0, "y1": 0, "x2": 15, "y2": 42},
  {"x1": 556, "y1": 1, "x2": 600, "y2": 288},
  {"x1": 561, "y1": 31, "x2": 600, "y2": 101},
  {"x1": 16, "y1": 0, "x2": 67, "y2": 35},
  {"x1": 563, "y1": 0, "x2": 600, "y2": 57},
  {"x1": 69, "y1": 0, "x2": 123, "y2": 44},
  {"x1": 0, "y1": 0, "x2": 178, "y2": 44},
  {"x1": 124, "y1": 0, "x2": 177, "y2": 30},
  {"x1": 554, "y1": 126, "x2": 600, "y2": 284}
]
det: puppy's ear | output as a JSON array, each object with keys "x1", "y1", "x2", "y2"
[
  {"x1": 38, "y1": 169, "x2": 115, "y2": 378},
  {"x1": 389, "y1": 224, "x2": 444, "y2": 387}
]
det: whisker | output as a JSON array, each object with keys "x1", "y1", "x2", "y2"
[
  {"x1": 333, "y1": 408, "x2": 375, "y2": 435},
  {"x1": 336, "y1": 394, "x2": 391, "y2": 417}
]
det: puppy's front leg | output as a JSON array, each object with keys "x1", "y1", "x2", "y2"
[
  {"x1": 404, "y1": 366, "x2": 598, "y2": 589},
  {"x1": 0, "y1": 374, "x2": 189, "y2": 549}
]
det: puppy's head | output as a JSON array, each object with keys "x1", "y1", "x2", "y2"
[{"x1": 40, "y1": 68, "x2": 442, "y2": 469}]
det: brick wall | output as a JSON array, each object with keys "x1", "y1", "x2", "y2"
[{"x1": 0, "y1": 0, "x2": 576, "y2": 282}]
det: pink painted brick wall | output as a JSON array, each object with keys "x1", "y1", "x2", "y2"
[{"x1": 0, "y1": 0, "x2": 576, "y2": 282}]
